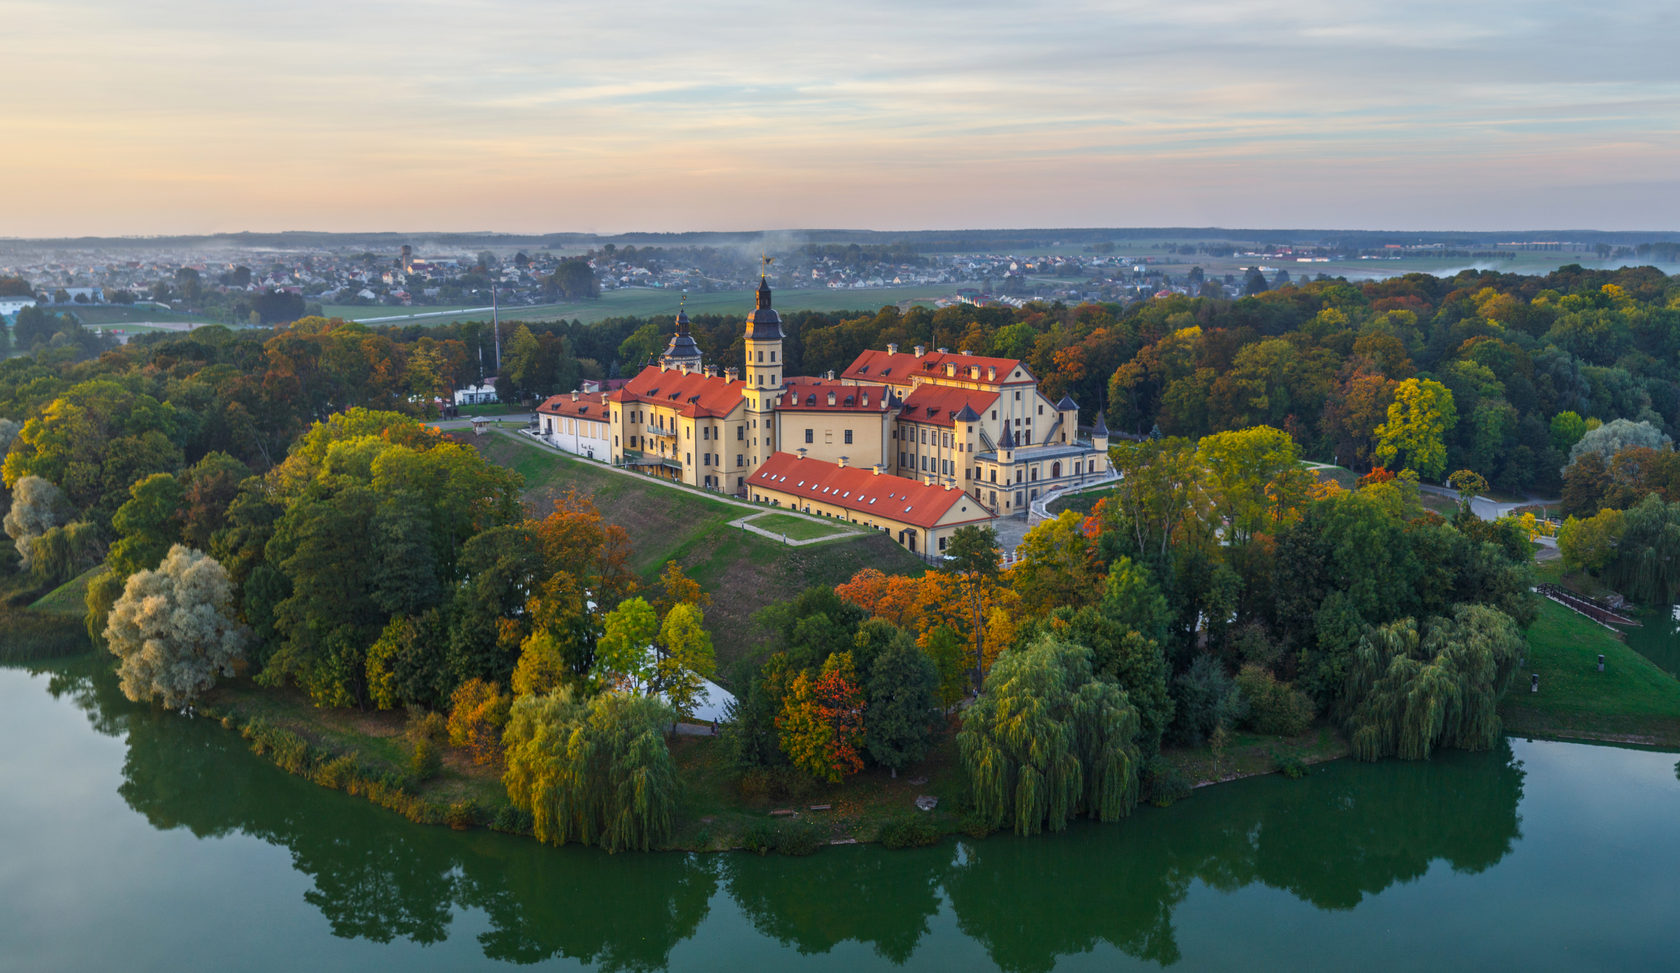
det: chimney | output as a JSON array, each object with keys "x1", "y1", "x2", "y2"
[
  {"x1": 872, "y1": 464, "x2": 883, "y2": 476},
  {"x1": 937, "y1": 347, "x2": 949, "y2": 354},
  {"x1": 959, "y1": 349, "x2": 971, "y2": 356},
  {"x1": 914, "y1": 345, "x2": 925, "y2": 358},
  {"x1": 703, "y1": 364, "x2": 715, "y2": 378},
  {"x1": 945, "y1": 477, "x2": 955, "y2": 491},
  {"x1": 725, "y1": 367, "x2": 739, "y2": 382},
  {"x1": 887, "y1": 342, "x2": 899, "y2": 354},
  {"x1": 838, "y1": 455, "x2": 849, "y2": 468},
  {"x1": 797, "y1": 448, "x2": 807, "y2": 459},
  {"x1": 826, "y1": 369, "x2": 835, "y2": 381},
  {"x1": 570, "y1": 391, "x2": 578, "y2": 401},
  {"x1": 923, "y1": 473, "x2": 936, "y2": 486}
]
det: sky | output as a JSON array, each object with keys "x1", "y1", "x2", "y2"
[{"x1": 3, "y1": 0, "x2": 1677, "y2": 236}]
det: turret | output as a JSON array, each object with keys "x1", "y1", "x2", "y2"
[
  {"x1": 998, "y1": 423, "x2": 1015, "y2": 464},
  {"x1": 1091, "y1": 413, "x2": 1109, "y2": 472},
  {"x1": 658, "y1": 300, "x2": 703, "y2": 372},
  {"x1": 1054, "y1": 394, "x2": 1078, "y2": 445}
]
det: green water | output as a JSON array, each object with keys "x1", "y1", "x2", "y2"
[{"x1": 4, "y1": 657, "x2": 1679, "y2": 972}]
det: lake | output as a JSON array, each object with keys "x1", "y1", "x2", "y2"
[{"x1": 3, "y1": 656, "x2": 1677, "y2": 972}]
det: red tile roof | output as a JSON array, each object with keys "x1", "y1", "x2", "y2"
[
  {"x1": 777, "y1": 382, "x2": 890, "y2": 412},
  {"x1": 896, "y1": 384, "x2": 998, "y2": 427},
  {"x1": 537, "y1": 393, "x2": 611, "y2": 420},
  {"x1": 840, "y1": 349, "x2": 1030, "y2": 387},
  {"x1": 608, "y1": 365, "x2": 745, "y2": 418},
  {"x1": 747, "y1": 452, "x2": 991, "y2": 530}
]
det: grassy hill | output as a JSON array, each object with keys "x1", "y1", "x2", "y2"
[{"x1": 471, "y1": 431, "x2": 925, "y2": 674}]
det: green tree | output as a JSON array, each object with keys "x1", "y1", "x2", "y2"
[
  {"x1": 863, "y1": 633, "x2": 939, "y2": 776},
  {"x1": 655, "y1": 602, "x2": 718, "y2": 720},
  {"x1": 1196, "y1": 425, "x2": 1311, "y2": 544},
  {"x1": 958, "y1": 634, "x2": 1142, "y2": 835},
  {"x1": 502, "y1": 689, "x2": 679, "y2": 852},
  {"x1": 108, "y1": 472, "x2": 184, "y2": 579},
  {"x1": 105, "y1": 546, "x2": 248, "y2": 710},
  {"x1": 596, "y1": 596, "x2": 659, "y2": 692},
  {"x1": 1374, "y1": 378, "x2": 1457, "y2": 479}
]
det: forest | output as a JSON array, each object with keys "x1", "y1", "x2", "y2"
[{"x1": 1, "y1": 261, "x2": 1676, "y2": 849}]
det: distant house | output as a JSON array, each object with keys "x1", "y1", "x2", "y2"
[
  {"x1": 453, "y1": 382, "x2": 499, "y2": 406},
  {"x1": 0, "y1": 297, "x2": 37, "y2": 317}
]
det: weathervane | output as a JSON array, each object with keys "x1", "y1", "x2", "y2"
[{"x1": 760, "y1": 253, "x2": 773, "y2": 279}]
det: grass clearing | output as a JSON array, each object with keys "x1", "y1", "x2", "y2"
[
  {"x1": 29, "y1": 567, "x2": 99, "y2": 618},
  {"x1": 747, "y1": 512, "x2": 855, "y2": 541},
  {"x1": 1500, "y1": 600, "x2": 1680, "y2": 747}
]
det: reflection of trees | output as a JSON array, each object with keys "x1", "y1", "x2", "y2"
[
  {"x1": 945, "y1": 828, "x2": 1189, "y2": 972},
  {"x1": 722, "y1": 843, "x2": 945, "y2": 963},
  {"x1": 61, "y1": 650, "x2": 1527, "y2": 971},
  {"x1": 455, "y1": 845, "x2": 716, "y2": 970},
  {"x1": 87, "y1": 656, "x2": 711, "y2": 967},
  {"x1": 944, "y1": 742, "x2": 1526, "y2": 972}
]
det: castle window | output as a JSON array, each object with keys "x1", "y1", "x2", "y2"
[
  {"x1": 805, "y1": 428, "x2": 814, "y2": 443},
  {"x1": 770, "y1": 351, "x2": 777, "y2": 362},
  {"x1": 737, "y1": 427, "x2": 744, "y2": 440},
  {"x1": 844, "y1": 429, "x2": 853, "y2": 444}
]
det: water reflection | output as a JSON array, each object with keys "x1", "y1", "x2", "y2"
[{"x1": 45, "y1": 659, "x2": 1527, "y2": 970}]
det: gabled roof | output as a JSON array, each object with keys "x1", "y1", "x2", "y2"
[
  {"x1": 1055, "y1": 394, "x2": 1078, "y2": 411},
  {"x1": 609, "y1": 365, "x2": 745, "y2": 419},
  {"x1": 896, "y1": 384, "x2": 998, "y2": 427},
  {"x1": 747, "y1": 452, "x2": 992, "y2": 530},
  {"x1": 538, "y1": 392, "x2": 611, "y2": 420},
  {"x1": 840, "y1": 348, "x2": 1031, "y2": 387},
  {"x1": 777, "y1": 382, "x2": 888, "y2": 412}
]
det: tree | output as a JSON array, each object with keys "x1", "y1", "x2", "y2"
[
  {"x1": 863, "y1": 633, "x2": 940, "y2": 776},
  {"x1": 947, "y1": 523, "x2": 1002, "y2": 682},
  {"x1": 655, "y1": 602, "x2": 717, "y2": 720},
  {"x1": 959, "y1": 635, "x2": 1142, "y2": 835},
  {"x1": 1342, "y1": 606, "x2": 1523, "y2": 761},
  {"x1": 104, "y1": 545, "x2": 247, "y2": 710},
  {"x1": 1196, "y1": 426, "x2": 1311, "y2": 545},
  {"x1": 543, "y1": 258, "x2": 599, "y2": 301},
  {"x1": 1558, "y1": 508, "x2": 1625, "y2": 575},
  {"x1": 502, "y1": 689, "x2": 679, "y2": 852},
  {"x1": 108, "y1": 472, "x2": 184, "y2": 579},
  {"x1": 1565, "y1": 418, "x2": 1670, "y2": 473},
  {"x1": 448, "y1": 677, "x2": 511, "y2": 765},
  {"x1": 595, "y1": 597, "x2": 659, "y2": 693},
  {"x1": 3, "y1": 474, "x2": 70, "y2": 569},
  {"x1": 778, "y1": 652, "x2": 866, "y2": 783},
  {"x1": 1011, "y1": 511, "x2": 1099, "y2": 616},
  {"x1": 1374, "y1": 378, "x2": 1457, "y2": 479}
]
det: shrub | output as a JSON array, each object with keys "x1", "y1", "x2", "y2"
[
  {"x1": 315, "y1": 754, "x2": 358, "y2": 789},
  {"x1": 770, "y1": 819, "x2": 827, "y2": 856},
  {"x1": 879, "y1": 815, "x2": 941, "y2": 850},
  {"x1": 739, "y1": 821, "x2": 776, "y2": 856},
  {"x1": 445, "y1": 800, "x2": 480, "y2": 830},
  {"x1": 1235, "y1": 664, "x2": 1315, "y2": 736},
  {"x1": 411, "y1": 737, "x2": 443, "y2": 781},
  {"x1": 1169, "y1": 655, "x2": 1246, "y2": 746},
  {"x1": 1142, "y1": 755, "x2": 1192, "y2": 807},
  {"x1": 958, "y1": 812, "x2": 997, "y2": 839},
  {"x1": 447, "y1": 678, "x2": 510, "y2": 765},
  {"x1": 1273, "y1": 750, "x2": 1308, "y2": 779}
]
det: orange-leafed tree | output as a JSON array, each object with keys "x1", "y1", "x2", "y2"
[{"x1": 777, "y1": 652, "x2": 865, "y2": 783}]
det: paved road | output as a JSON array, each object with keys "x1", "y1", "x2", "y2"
[{"x1": 1415, "y1": 483, "x2": 1555, "y2": 522}]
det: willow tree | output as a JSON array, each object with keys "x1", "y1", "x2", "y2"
[
  {"x1": 502, "y1": 690, "x2": 679, "y2": 853},
  {"x1": 105, "y1": 545, "x2": 248, "y2": 710},
  {"x1": 1342, "y1": 605, "x2": 1523, "y2": 761},
  {"x1": 958, "y1": 635, "x2": 1141, "y2": 835}
]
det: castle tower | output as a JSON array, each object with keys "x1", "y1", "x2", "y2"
[
  {"x1": 1091, "y1": 412, "x2": 1109, "y2": 473},
  {"x1": 743, "y1": 266, "x2": 785, "y2": 469},
  {"x1": 659, "y1": 299, "x2": 703, "y2": 372}
]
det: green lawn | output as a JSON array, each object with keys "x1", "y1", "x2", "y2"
[
  {"x1": 70, "y1": 305, "x2": 219, "y2": 325},
  {"x1": 28, "y1": 567, "x2": 98, "y2": 618},
  {"x1": 1500, "y1": 600, "x2": 1680, "y2": 747},
  {"x1": 747, "y1": 512, "x2": 855, "y2": 541}
]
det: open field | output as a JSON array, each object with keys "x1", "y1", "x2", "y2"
[
  {"x1": 69, "y1": 305, "x2": 221, "y2": 326},
  {"x1": 471, "y1": 431, "x2": 925, "y2": 673},
  {"x1": 746, "y1": 511, "x2": 857, "y2": 541},
  {"x1": 1500, "y1": 599, "x2": 1680, "y2": 748},
  {"x1": 324, "y1": 283, "x2": 954, "y2": 328}
]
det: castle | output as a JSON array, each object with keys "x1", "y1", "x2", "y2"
[{"x1": 538, "y1": 274, "x2": 1109, "y2": 555}]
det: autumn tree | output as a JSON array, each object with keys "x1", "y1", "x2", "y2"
[
  {"x1": 1196, "y1": 425, "x2": 1311, "y2": 545},
  {"x1": 448, "y1": 677, "x2": 511, "y2": 765},
  {"x1": 778, "y1": 652, "x2": 866, "y2": 783},
  {"x1": 105, "y1": 545, "x2": 248, "y2": 710},
  {"x1": 1374, "y1": 378, "x2": 1457, "y2": 479}
]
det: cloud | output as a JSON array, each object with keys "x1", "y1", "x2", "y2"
[{"x1": 2, "y1": 0, "x2": 1677, "y2": 233}]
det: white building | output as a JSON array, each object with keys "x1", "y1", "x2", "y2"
[
  {"x1": 453, "y1": 382, "x2": 499, "y2": 406},
  {"x1": 535, "y1": 391, "x2": 613, "y2": 461},
  {"x1": 0, "y1": 297, "x2": 37, "y2": 317}
]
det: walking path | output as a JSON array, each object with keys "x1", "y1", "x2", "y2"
[{"x1": 727, "y1": 512, "x2": 866, "y2": 547}]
